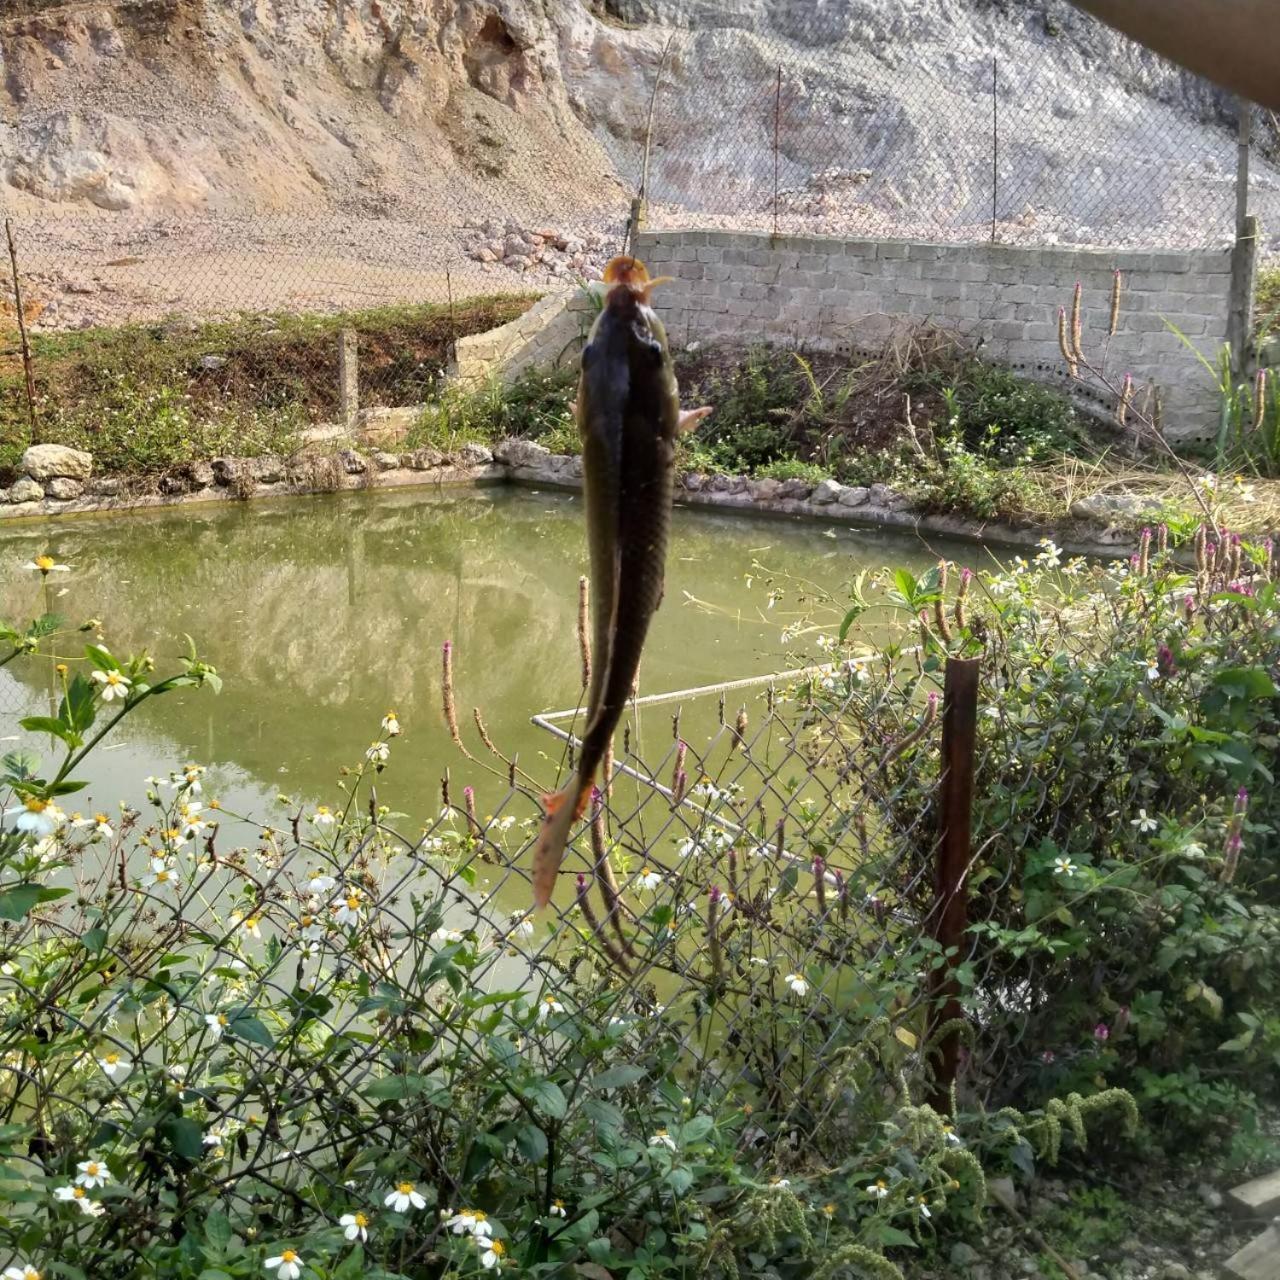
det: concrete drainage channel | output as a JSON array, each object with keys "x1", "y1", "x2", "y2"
[
  {"x1": 1222, "y1": 1167, "x2": 1280, "y2": 1280},
  {"x1": 0, "y1": 439, "x2": 1157, "y2": 559}
]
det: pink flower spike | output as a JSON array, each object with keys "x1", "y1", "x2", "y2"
[{"x1": 1094, "y1": 1022, "x2": 1110, "y2": 1041}]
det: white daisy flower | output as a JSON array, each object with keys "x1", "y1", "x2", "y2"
[
  {"x1": 509, "y1": 912, "x2": 535, "y2": 939},
  {"x1": 339, "y1": 1211, "x2": 369, "y2": 1242},
  {"x1": 97, "y1": 1052, "x2": 130, "y2": 1080},
  {"x1": 178, "y1": 803, "x2": 210, "y2": 839},
  {"x1": 264, "y1": 1250, "x2": 303, "y2": 1280},
  {"x1": 942, "y1": 1125, "x2": 963, "y2": 1147},
  {"x1": 366, "y1": 741, "x2": 390, "y2": 764},
  {"x1": 548, "y1": 1199, "x2": 567, "y2": 1218},
  {"x1": 431, "y1": 927, "x2": 464, "y2": 945},
  {"x1": 1131, "y1": 809, "x2": 1158, "y2": 834},
  {"x1": 305, "y1": 873, "x2": 336, "y2": 895},
  {"x1": 446, "y1": 1209, "x2": 490, "y2": 1235},
  {"x1": 381, "y1": 711, "x2": 401, "y2": 736},
  {"x1": 478, "y1": 1238, "x2": 506, "y2": 1270},
  {"x1": 232, "y1": 913, "x2": 263, "y2": 941},
  {"x1": 537, "y1": 995, "x2": 564, "y2": 1022},
  {"x1": 913, "y1": 1195, "x2": 932, "y2": 1219},
  {"x1": 26, "y1": 555, "x2": 69, "y2": 575},
  {"x1": 648, "y1": 1129, "x2": 677, "y2": 1151},
  {"x1": 768, "y1": 1177, "x2": 791, "y2": 1190},
  {"x1": 636, "y1": 867, "x2": 663, "y2": 891},
  {"x1": 75, "y1": 1156, "x2": 110, "y2": 1189},
  {"x1": 384, "y1": 1180, "x2": 427, "y2": 1213},
  {"x1": 1051, "y1": 856, "x2": 1077, "y2": 877},
  {"x1": 5, "y1": 797, "x2": 60, "y2": 838},
  {"x1": 784, "y1": 973, "x2": 809, "y2": 997},
  {"x1": 3, "y1": 1263, "x2": 42, "y2": 1280},
  {"x1": 866, "y1": 1179, "x2": 889, "y2": 1199},
  {"x1": 54, "y1": 1185, "x2": 101, "y2": 1215},
  {"x1": 331, "y1": 890, "x2": 363, "y2": 927},
  {"x1": 205, "y1": 1012, "x2": 230, "y2": 1040},
  {"x1": 90, "y1": 669, "x2": 131, "y2": 703},
  {"x1": 141, "y1": 857, "x2": 180, "y2": 891},
  {"x1": 310, "y1": 806, "x2": 336, "y2": 828}
]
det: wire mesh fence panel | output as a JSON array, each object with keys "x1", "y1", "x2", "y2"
[{"x1": 634, "y1": 8, "x2": 1278, "y2": 252}]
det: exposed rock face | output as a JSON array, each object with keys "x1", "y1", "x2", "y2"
[{"x1": 0, "y1": 0, "x2": 1266, "y2": 256}]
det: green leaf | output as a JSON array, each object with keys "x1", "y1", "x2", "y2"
[
  {"x1": 592, "y1": 1064, "x2": 645, "y2": 1090},
  {"x1": 522, "y1": 1078, "x2": 568, "y2": 1120},
  {"x1": 82, "y1": 927, "x2": 108, "y2": 956},
  {"x1": 0, "y1": 885, "x2": 44, "y2": 922},
  {"x1": 18, "y1": 716, "x2": 75, "y2": 746},
  {"x1": 62, "y1": 674, "x2": 97, "y2": 733},
  {"x1": 1212, "y1": 666, "x2": 1276, "y2": 700},
  {"x1": 2, "y1": 749, "x2": 39, "y2": 780},
  {"x1": 515, "y1": 1123, "x2": 549, "y2": 1163},
  {"x1": 363, "y1": 1075, "x2": 430, "y2": 1101},
  {"x1": 838, "y1": 604, "x2": 864, "y2": 643},
  {"x1": 665, "y1": 1167, "x2": 694, "y2": 1194},
  {"x1": 84, "y1": 645, "x2": 120, "y2": 673},
  {"x1": 226, "y1": 1015, "x2": 274, "y2": 1048},
  {"x1": 161, "y1": 1116, "x2": 205, "y2": 1161},
  {"x1": 203, "y1": 1209, "x2": 233, "y2": 1250},
  {"x1": 680, "y1": 1115, "x2": 714, "y2": 1143}
]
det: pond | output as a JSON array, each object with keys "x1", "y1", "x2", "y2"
[{"x1": 0, "y1": 485, "x2": 980, "y2": 908}]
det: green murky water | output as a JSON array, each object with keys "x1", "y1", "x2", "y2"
[{"x1": 0, "y1": 485, "x2": 975, "y2": 896}]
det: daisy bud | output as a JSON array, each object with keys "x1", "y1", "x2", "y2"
[
  {"x1": 577, "y1": 576, "x2": 591, "y2": 689},
  {"x1": 1070, "y1": 281, "x2": 1084, "y2": 364}
]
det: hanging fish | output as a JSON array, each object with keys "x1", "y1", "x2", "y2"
[{"x1": 531, "y1": 255, "x2": 711, "y2": 908}]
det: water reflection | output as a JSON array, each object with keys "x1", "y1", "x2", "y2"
[{"x1": 0, "y1": 486, "x2": 966, "y2": 831}]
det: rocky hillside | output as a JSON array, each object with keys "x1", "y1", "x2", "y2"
[{"x1": 0, "y1": 0, "x2": 1274, "y2": 329}]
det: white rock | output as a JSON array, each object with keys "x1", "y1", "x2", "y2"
[
  {"x1": 810, "y1": 478, "x2": 844, "y2": 504},
  {"x1": 838, "y1": 485, "x2": 870, "y2": 507},
  {"x1": 9, "y1": 477, "x2": 44, "y2": 503},
  {"x1": 21, "y1": 443, "x2": 93, "y2": 481},
  {"x1": 494, "y1": 438, "x2": 550, "y2": 468}
]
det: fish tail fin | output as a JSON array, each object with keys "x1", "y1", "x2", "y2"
[
  {"x1": 602, "y1": 254, "x2": 672, "y2": 304},
  {"x1": 531, "y1": 777, "x2": 594, "y2": 908}
]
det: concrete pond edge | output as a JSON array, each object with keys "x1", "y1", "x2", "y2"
[{"x1": 1, "y1": 438, "x2": 1149, "y2": 560}]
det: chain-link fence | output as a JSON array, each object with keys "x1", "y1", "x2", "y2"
[{"x1": 2, "y1": 5, "x2": 1277, "y2": 461}]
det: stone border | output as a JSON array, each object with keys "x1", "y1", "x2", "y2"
[{"x1": 1, "y1": 438, "x2": 1142, "y2": 558}]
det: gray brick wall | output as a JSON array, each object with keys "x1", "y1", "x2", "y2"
[{"x1": 637, "y1": 230, "x2": 1234, "y2": 440}]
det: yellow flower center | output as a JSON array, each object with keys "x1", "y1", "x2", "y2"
[
  {"x1": 474, "y1": 1211, "x2": 487, "y2": 1224},
  {"x1": 35, "y1": 556, "x2": 55, "y2": 571},
  {"x1": 876, "y1": 1180, "x2": 886, "y2": 1189},
  {"x1": 354, "y1": 1212, "x2": 368, "y2": 1227},
  {"x1": 397, "y1": 1181, "x2": 414, "y2": 1195},
  {"x1": 24, "y1": 798, "x2": 48, "y2": 814},
  {"x1": 345, "y1": 896, "x2": 360, "y2": 911},
  {"x1": 72, "y1": 1187, "x2": 85, "y2": 1199},
  {"x1": 300, "y1": 915, "x2": 313, "y2": 928},
  {"x1": 94, "y1": 814, "x2": 109, "y2": 825},
  {"x1": 823, "y1": 1203, "x2": 835, "y2": 1216},
  {"x1": 86, "y1": 1163, "x2": 99, "y2": 1175},
  {"x1": 217, "y1": 1014, "x2": 228, "y2": 1027},
  {"x1": 105, "y1": 673, "x2": 123, "y2": 687},
  {"x1": 155, "y1": 870, "x2": 169, "y2": 882},
  {"x1": 280, "y1": 1251, "x2": 297, "y2": 1263},
  {"x1": 317, "y1": 807, "x2": 330, "y2": 816},
  {"x1": 553, "y1": 1200, "x2": 564, "y2": 1209},
  {"x1": 655, "y1": 1128, "x2": 668, "y2": 1137},
  {"x1": 103, "y1": 1053, "x2": 119, "y2": 1065},
  {"x1": 491, "y1": 1241, "x2": 505, "y2": 1257},
  {"x1": 244, "y1": 918, "x2": 259, "y2": 930}
]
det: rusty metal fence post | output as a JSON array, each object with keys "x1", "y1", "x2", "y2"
[{"x1": 927, "y1": 656, "x2": 979, "y2": 1112}]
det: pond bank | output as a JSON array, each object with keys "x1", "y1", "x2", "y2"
[{"x1": 0, "y1": 438, "x2": 1147, "y2": 557}]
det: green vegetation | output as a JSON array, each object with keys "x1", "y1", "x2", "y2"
[
  {"x1": 0, "y1": 295, "x2": 534, "y2": 481},
  {"x1": 0, "y1": 538, "x2": 1277, "y2": 1279},
  {"x1": 1256, "y1": 261, "x2": 1279, "y2": 339}
]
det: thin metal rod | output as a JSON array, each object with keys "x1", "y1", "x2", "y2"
[
  {"x1": 1236, "y1": 98, "x2": 1252, "y2": 236},
  {"x1": 773, "y1": 64, "x2": 782, "y2": 239},
  {"x1": 4, "y1": 217, "x2": 38, "y2": 444},
  {"x1": 990, "y1": 56, "x2": 999, "y2": 244},
  {"x1": 927, "y1": 655, "x2": 979, "y2": 1112}
]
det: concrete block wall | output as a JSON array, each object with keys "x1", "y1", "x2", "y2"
[
  {"x1": 454, "y1": 288, "x2": 596, "y2": 387},
  {"x1": 636, "y1": 229, "x2": 1235, "y2": 440}
]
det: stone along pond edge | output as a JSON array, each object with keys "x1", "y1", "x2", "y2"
[{"x1": 1, "y1": 439, "x2": 1150, "y2": 559}]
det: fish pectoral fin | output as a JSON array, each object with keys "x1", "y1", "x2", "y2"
[{"x1": 677, "y1": 405, "x2": 714, "y2": 434}]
